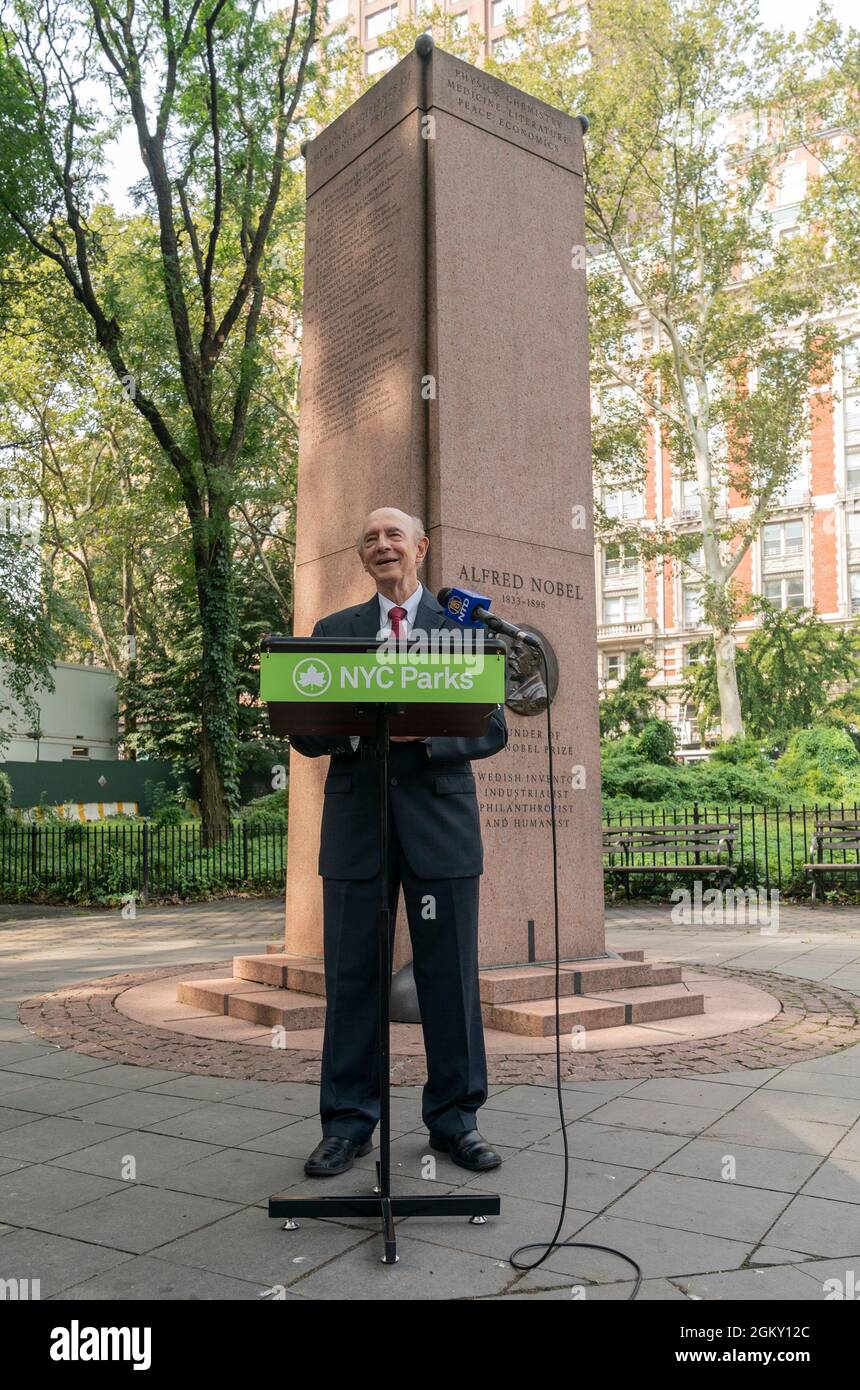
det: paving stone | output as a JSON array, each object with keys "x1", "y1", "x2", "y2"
[
  {"x1": 0, "y1": 1042, "x2": 61, "y2": 1066},
  {"x1": 64, "y1": 1064, "x2": 190, "y2": 1090},
  {"x1": 607, "y1": 1172, "x2": 792, "y2": 1242},
  {"x1": 0, "y1": 1080, "x2": 127, "y2": 1116},
  {"x1": 673, "y1": 1265, "x2": 831, "y2": 1300},
  {"x1": 624, "y1": 1078, "x2": 757, "y2": 1109},
  {"x1": 287, "y1": 1231, "x2": 516, "y2": 1300},
  {"x1": 50, "y1": 1254, "x2": 285, "y2": 1301},
  {"x1": 467, "y1": 1108, "x2": 560, "y2": 1148},
  {"x1": 138, "y1": 1147, "x2": 304, "y2": 1204},
  {"x1": 0, "y1": 1115, "x2": 132, "y2": 1163},
  {"x1": 0, "y1": 1228, "x2": 133, "y2": 1297},
  {"x1": 543, "y1": 1213, "x2": 753, "y2": 1281},
  {"x1": 155, "y1": 1203, "x2": 373, "y2": 1285},
  {"x1": 762, "y1": 1072, "x2": 860, "y2": 1101},
  {"x1": 799, "y1": 1156, "x2": 860, "y2": 1203},
  {"x1": 0, "y1": 1071, "x2": 52, "y2": 1100},
  {"x1": 0, "y1": 1163, "x2": 126, "y2": 1223},
  {"x1": 484, "y1": 1084, "x2": 606, "y2": 1120},
  {"x1": 748, "y1": 1245, "x2": 811, "y2": 1265},
  {"x1": 496, "y1": 1272, "x2": 692, "y2": 1300},
  {"x1": 533, "y1": 1121, "x2": 689, "y2": 1169},
  {"x1": 766, "y1": 1195, "x2": 860, "y2": 1257},
  {"x1": 792, "y1": 1254, "x2": 860, "y2": 1297},
  {"x1": 41, "y1": 1184, "x2": 242, "y2": 1254},
  {"x1": 1, "y1": 1051, "x2": 117, "y2": 1080},
  {"x1": 142, "y1": 1103, "x2": 294, "y2": 1145},
  {"x1": 50, "y1": 1131, "x2": 224, "y2": 1181},
  {"x1": 702, "y1": 1111, "x2": 849, "y2": 1156},
  {"x1": 656, "y1": 1138, "x2": 821, "y2": 1193},
  {"x1": 401, "y1": 1191, "x2": 595, "y2": 1271},
  {"x1": 65, "y1": 1092, "x2": 209, "y2": 1129},
  {"x1": 580, "y1": 1096, "x2": 727, "y2": 1137},
  {"x1": 460, "y1": 1148, "x2": 646, "y2": 1213},
  {"x1": 142, "y1": 1076, "x2": 275, "y2": 1103}
]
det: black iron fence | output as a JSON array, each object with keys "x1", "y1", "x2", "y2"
[
  {"x1": 0, "y1": 821, "x2": 287, "y2": 906},
  {"x1": 603, "y1": 803, "x2": 860, "y2": 899}
]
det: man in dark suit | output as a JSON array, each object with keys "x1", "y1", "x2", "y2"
[{"x1": 291, "y1": 506, "x2": 507, "y2": 1176}]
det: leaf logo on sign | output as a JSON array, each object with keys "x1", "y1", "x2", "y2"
[{"x1": 293, "y1": 659, "x2": 332, "y2": 696}]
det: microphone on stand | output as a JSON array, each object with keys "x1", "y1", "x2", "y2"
[{"x1": 437, "y1": 586, "x2": 542, "y2": 648}]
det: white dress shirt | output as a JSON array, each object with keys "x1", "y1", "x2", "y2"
[
  {"x1": 376, "y1": 583, "x2": 423, "y2": 639},
  {"x1": 350, "y1": 583, "x2": 428, "y2": 751}
]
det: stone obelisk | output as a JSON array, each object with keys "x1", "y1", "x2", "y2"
[{"x1": 286, "y1": 38, "x2": 603, "y2": 967}]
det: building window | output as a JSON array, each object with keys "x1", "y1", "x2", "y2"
[
  {"x1": 604, "y1": 653, "x2": 623, "y2": 681},
  {"x1": 366, "y1": 4, "x2": 397, "y2": 40},
  {"x1": 847, "y1": 508, "x2": 860, "y2": 552},
  {"x1": 762, "y1": 519, "x2": 804, "y2": 560},
  {"x1": 603, "y1": 487, "x2": 643, "y2": 520},
  {"x1": 325, "y1": 0, "x2": 348, "y2": 21},
  {"x1": 843, "y1": 339, "x2": 860, "y2": 492},
  {"x1": 776, "y1": 155, "x2": 807, "y2": 209},
  {"x1": 603, "y1": 592, "x2": 641, "y2": 625},
  {"x1": 763, "y1": 574, "x2": 804, "y2": 609},
  {"x1": 603, "y1": 542, "x2": 639, "y2": 576},
  {"x1": 366, "y1": 46, "x2": 394, "y2": 73},
  {"x1": 491, "y1": 0, "x2": 523, "y2": 24},
  {"x1": 70, "y1": 746, "x2": 90, "y2": 760},
  {"x1": 676, "y1": 477, "x2": 701, "y2": 519},
  {"x1": 491, "y1": 34, "x2": 524, "y2": 57},
  {"x1": 451, "y1": 10, "x2": 468, "y2": 35},
  {"x1": 682, "y1": 583, "x2": 705, "y2": 628},
  {"x1": 850, "y1": 571, "x2": 860, "y2": 615}
]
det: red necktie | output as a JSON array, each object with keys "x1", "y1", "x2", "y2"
[{"x1": 389, "y1": 606, "x2": 407, "y2": 638}]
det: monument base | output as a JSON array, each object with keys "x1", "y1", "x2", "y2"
[{"x1": 175, "y1": 948, "x2": 705, "y2": 1039}]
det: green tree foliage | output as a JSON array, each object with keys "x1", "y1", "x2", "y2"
[
  {"x1": 599, "y1": 648, "x2": 664, "y2": 737},
  {"x1": 0, "y1": 0, "x2": 317, "y2": 835},
  {"x1": 681, "y1": 600, "x2": 859, "y2": 738}
]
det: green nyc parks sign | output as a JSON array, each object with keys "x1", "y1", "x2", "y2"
[{"x1": 260, "y1": 648, "x2": 505, "y2": 705}]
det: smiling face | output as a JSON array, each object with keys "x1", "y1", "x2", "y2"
[{"x1": 358, "y1": 508, "x2": 429, "y2": 602}]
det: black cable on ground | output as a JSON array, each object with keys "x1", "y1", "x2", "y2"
[{"x1": 507, "y1": 643, "x2": 643, "y2": 1299}]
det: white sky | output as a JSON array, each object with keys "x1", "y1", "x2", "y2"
[{"x1": 103, "y1": 0, "x2": 858, "y2": 211}]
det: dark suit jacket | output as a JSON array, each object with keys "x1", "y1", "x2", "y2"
[{"x1": 289, "y1": 586, "x2": 507, "y2": 880}]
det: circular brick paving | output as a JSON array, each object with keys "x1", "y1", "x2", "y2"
[{"x1": 18, "y1": 961, "x2": 860, "y2": 1083}]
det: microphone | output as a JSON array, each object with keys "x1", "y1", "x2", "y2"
[{"x1": 437, "y1": 586, "x2": 542, "y2": 647}]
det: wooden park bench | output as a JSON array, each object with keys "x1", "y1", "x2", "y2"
[
  {"x1": 603, "y1": 823, "x2": 738, "y2": 898},
  {"x1": 805, "y1": 819, "x2": 860, "y2": 904}
]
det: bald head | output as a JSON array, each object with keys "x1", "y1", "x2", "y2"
[{"x1": 357, "y1": 507, "x2": 429, "y2": 603}]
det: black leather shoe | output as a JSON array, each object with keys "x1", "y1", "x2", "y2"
[
  {"x1": 304, "y1": 1135, "x2": 373, "y2": 1176},
  {"x1": 428, "y1": 1129, "x2": 502, "y2": 1171}
]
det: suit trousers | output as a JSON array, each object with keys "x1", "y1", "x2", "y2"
[{"x1": 320, "y1": 816, "x2": 488, "y2": 1143}]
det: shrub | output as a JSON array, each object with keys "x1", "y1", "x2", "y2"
[
  {"x1": 636, "y1": 719, "x2": 677, "y2": 766},
  {"x1": 0, "y1": 770, "x2": 12, "y2": 824}
]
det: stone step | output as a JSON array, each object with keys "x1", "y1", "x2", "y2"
[
  {"x1": 227, "y1": 987, "x2": 327, "y2": 1030},
  {"x1": 177, "y1": 978, "x2": 250, "y2": 1014},
  {"x1": 483, "y1": 984, "x2": 704, "y2": 1037},
  {"x1": 478, "y1": 959, "x2": 681, "y2": 1002},
  {"x1": 563, "y1": 960, "x2": 682, "y2": 993},
  {"x1": 234, "y1": 953, "x2": 326, "y2": 995}
]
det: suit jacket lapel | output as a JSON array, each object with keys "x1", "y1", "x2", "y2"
[
  {"x1": 349, "y1": 595, "x2": 382, "y2": 639},
  {"x1": 415, "y1": 585, "x2": 451, "y2": 633}
]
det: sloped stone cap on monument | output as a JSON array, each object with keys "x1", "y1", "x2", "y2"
[{"x1": 303, "y1": 43, "x2": 584, "y2": 197}]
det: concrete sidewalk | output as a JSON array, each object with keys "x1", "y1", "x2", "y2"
[{"x1": 0, "y1": 900, "x2": 859, "y2": 1300}]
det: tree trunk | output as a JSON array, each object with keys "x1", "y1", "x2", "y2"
[
  {"x1": 195, "y1": 522, "x2": 239, "y2": 840},
  {"x1": 714, "y1": 629, "x2": 744, "y2": 741}
]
